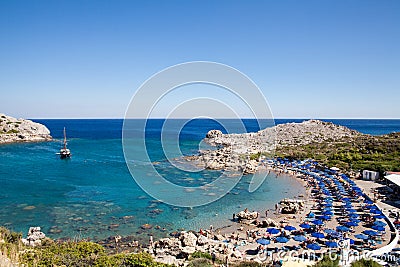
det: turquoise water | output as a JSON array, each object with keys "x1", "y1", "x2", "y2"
[{"x1": 0, "y1": 119, "x2": 399, "y2": 241}]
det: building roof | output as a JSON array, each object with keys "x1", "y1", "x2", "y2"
[{"x1": 385, "y1": 174, "x2": 400, "y2": 187}]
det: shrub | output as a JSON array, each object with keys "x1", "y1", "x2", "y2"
[
  {"x1": 351, "y1": 258, "x2": 382, "y2": 267},
  {"x1": 187, "y1": 258, "x2": 213, "y2": 267},
  {"x1": 190, "y1": 251, "x2": 212, "y2": 260},
  {"x1": 313, "y1": 254, "x2": 339, "y2": 267}
]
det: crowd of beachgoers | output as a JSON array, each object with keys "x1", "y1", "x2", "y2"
[{"x1": 147, "y1": 159, "x2": 397, "y2": 266}]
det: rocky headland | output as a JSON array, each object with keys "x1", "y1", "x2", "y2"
[
  {"x1": 189, "y1": 120, "x2": 362, "y2": 174},
  {"x1": 0, "y1": 113, "x2": 52, "y2": 144}
]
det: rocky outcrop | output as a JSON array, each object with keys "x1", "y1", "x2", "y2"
[
  {"x1": 279, "y1": 199, "x2": 304, "y2": 214},
  {"x1": 21, "y1": 227, "x2": 46, "y2": 247},
  {"x1": 236, "y1": 210, "x2": 259, "y2": 221},
  {"x1": 0, "y1": 114, "x2": 52, "y2": 144},
  {"x1": 188, "y1": 120, "x2": 361, "y2": 174}
]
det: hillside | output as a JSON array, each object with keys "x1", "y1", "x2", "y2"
[{"x1": 194, "y1": 120, "x2": 400, "y2": 174}]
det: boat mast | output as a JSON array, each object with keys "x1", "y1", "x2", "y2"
[{"x1": 63, "y1": 127, "x2": 67, "y2": 149}]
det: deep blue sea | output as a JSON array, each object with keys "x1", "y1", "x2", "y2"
[{"x1": 0, "y1": 119, "x2": 399, "y2": 241}]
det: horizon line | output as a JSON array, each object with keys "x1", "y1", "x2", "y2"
[{"x1": 29, "y1": 117, "x2": 400, "y2": 120}]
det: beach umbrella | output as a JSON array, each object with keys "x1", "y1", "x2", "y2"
[
  {"x1": 336, "y1": 226, "x2": 350, "y2": 232},
  {"x1": 348, "y1": 213, "x2": 359, "y2": 218},
  {"x1": 364, "y1": 199, "x2": 373, "y2": 204},
  {"x1": 346, "y1": 238, "x2": 355, "y2": 245},
  {"x1": 307, "y1": 243, "x2": 321, "y2": 250},
  {"x1": 256, "y1": 238, "x2": 271, "y2": 245},
  {"x1": 346, "y1": 209, "x2": 357, "y2": 213},
  {"x1": 275, "y1": 236, "x2": 289, "y2": 243},
  {"x1": 323, "y1": 211, "x2": 334, "y2": 216},
  {"x1": 372, "y1": 225, "x2": 385, "y2": 231},
  {"x1": 354, "y1": 234, "x2": 369, "y2": 240},
  {"x1": 370, "y1": 209, "x2": 382, "y2": 215},
  {"x1": 324, "y1": 229, "x2": 336, "y2": 235},
  {"x1": 311, "y1": 232, "x2": 325, "y2": 239},
  {"x1": 374, "y1": 214, "x2": 385, "y2": 219},
  {"x1": 293, "y1": 235, "x2": 307, "y2": 242},
  {"x1": 363, "y1": 230, "x2": 378, "y2": 236},
  {"x1": 312, "y1": 220, "x2": 324, "y2": 226},
  {"x1": 350, "y1": 219, "x2": 361, "y2": 223},
  {"x1": 318, "y1": 215, "x2": 331, "y2": 221},
  {"x1": 374, "y1": 221, "x2": 387, "y2": 227},
  {"x1": 284, "y1": 225, "x2": 296, "y2": 231},
  {"x1": 267, "y1": 228, "x2": 280, "y2": 234},
  {"x1": 300, "y1": 223, "x2": 311, "y2": 229},
  {"x1": 307, "y1": 212, "x2": 315, "y2": 218},
  {"x1": 325, "y1": 241, "x2": 338, "y2": 248},
  {"x1": 345, "y1": 221, "x2": 359, "y2": 227}
]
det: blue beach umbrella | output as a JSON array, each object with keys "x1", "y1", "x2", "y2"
[
  {"x1": 345, "y1": 221, "x2": 359, "y2": 227},
  {"x1": 325, "y1": 241, "x2": 338, "y2": 248},
  {"x1": 372, "y1": 225, "x2": 385, "y2": 231},
  {"x1": 346, "y1": 238, "x2": 355, "y2": 245},
  {"x1": 336, "y1": 226, "x2": 350, "y2": 232},
  {"x1": 267, "y1": 228, "x2": 280, "y2": 234},
  {"x1": 300, "y1": 223, "x2": 311, "y2": 229},
  {"x1": 312, "y1": 220, "x2": 324, "y2": 225},
  {"x1": 350, "y1": 219, "x2": 361, "y2": 223},
  {"x1": 311, "y1": 232, "x2": 325, "y2": 239},
  {"x1": 363, "y1": 230, "x2": 378, "y2": 236},
  {"x1": 355, "y1": 234, "x2": 369, "y2": 240},
  {"x1": 318, "y1": 215, "x2": 331, "y2": 221},
  {"x1": 284, "y1": 225, "x2": 297, "y2": 231},
  {"x1": 293, "y1": 235, "x2": 307, "y2": 242},
  {"x1": 348, "y1": 213, "x2": 359, "y2": 218},
  {"x1": 324, "y1": 229, "x2": 336, "y2": 235},
  {"x1": 374, "y1": 221, "x2": 387, "y2": 227},
  {"x1": 346, "y1": 209, "x2": 357, "y2": 213},
  {"x1": 323, "y1": 211, "x2": 334, "y2": 215},
  {"x1": 374, "y1": 214, "x2": 385, "y2": 219},
  {"x1": 275, "y1": 236, "x2": 289, "y2": 243},
  {"x1": 364, "y1": 199, "x2": 373, "y2": 204},
  {"x1": 257, "y1": 238, "x2": 271, "y2": 245},
  {"x1": 307, "y1": 243, "x2": 321, "y2": 250}
]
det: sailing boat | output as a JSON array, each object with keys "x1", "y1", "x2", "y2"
[{"x1": 58, "y1": 127, "x2": 71, "y2": 159}]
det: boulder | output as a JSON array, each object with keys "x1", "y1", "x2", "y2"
[
  {"x1": 180, "y1": 232, "x2": 197, "y2": 247},
  {"x1": 206, "y1": 130, "x2": 223, "y2": 139},
  {"x1": 22, "y1": 227, "x2": 46, "y2": 247},
  {"x1": 197, "y1": 235, "x2": 209, "y2": 246}
]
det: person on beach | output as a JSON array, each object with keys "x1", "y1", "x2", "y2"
[
  {"x1": 233, "y1": 213, "x2": 236, "y2": 221},
  {"x1": 211, "y1": 251, "x2": 216, "y2": 264},
  {"x1": 265, "y1": 210, "x2": 268, "y2": 218}
]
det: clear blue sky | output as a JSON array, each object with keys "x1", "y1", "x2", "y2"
[{"x1": 1, "y1": 0, "x2": 399, "y2": 118}]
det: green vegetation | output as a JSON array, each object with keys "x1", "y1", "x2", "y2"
[
  {"x1": 351, "y1": 258, "x2": 382, "y2": 267},
  {"x1": 313, "y1": 255, "x2": 339, "y2": 267},
  {"x1": 311, "y1": 255, "x2": 382, "y2": 267},
  {"x1": 19, "y1": 241, "x2": 172, "y2": 267},
  {"x1": 187, "y1": 258, "x2": 213, "y2": 267},
  {"x1": 0, "y1": 227, "x2": 23, "y2": 263},
  {"x1": 234, "y1": 262, "x2": 266, "y2": 266},
  {"x1": 189, "y1": 251, "x2": 212, "y2": 260},
  {"x1": 6, "y1": 129, "x2": 19, "y2": 134},
  {"x1": 1, "y1": 227, "x2": 171, "y2": 267},
  {"x1": 275, "y1": 133, "x2": 400, "y2": 174}
]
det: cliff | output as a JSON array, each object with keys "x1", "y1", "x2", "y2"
[{"x1": 0, "y1": 113, "x2": 52, "y2": 144}]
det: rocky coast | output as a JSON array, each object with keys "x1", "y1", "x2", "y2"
[
  {"x1": 188, "y1": 120, "x2": 361, "y2": 174},
  {"x1": 0, "y1": 113, "x2": 52, "y2": 144}
]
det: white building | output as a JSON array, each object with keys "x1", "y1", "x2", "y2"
[{"x1": 362, "y1": 170, "x2": 380, "y2": 181}]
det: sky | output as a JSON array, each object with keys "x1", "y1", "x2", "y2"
[{"x1": 0, "y1": 0, "x2": 399, "y2": 119}]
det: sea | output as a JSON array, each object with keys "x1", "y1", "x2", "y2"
[{"x1": 0, "y1": 119, "x2": 399, "y2": 242}]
